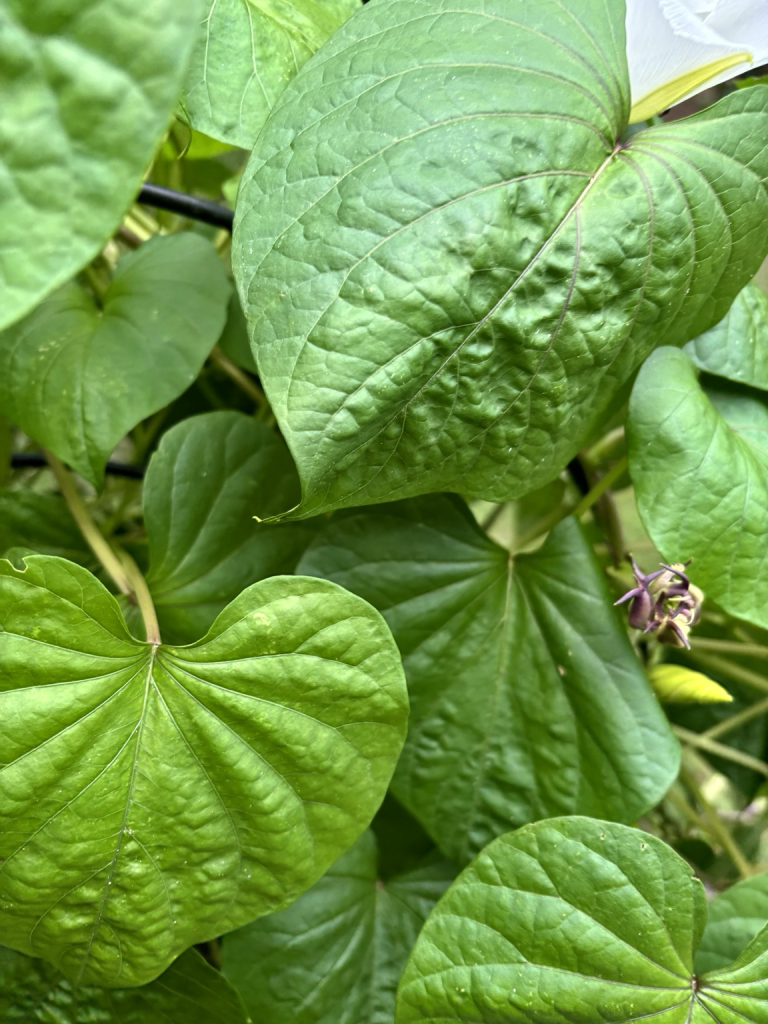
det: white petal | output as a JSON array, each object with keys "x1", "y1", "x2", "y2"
[
  {"x1": 626, "y1": 0, "x2": 752, "y2": 121},
  {"x1": 707, "y1": 0, "x2": 768, "y2": 55}
]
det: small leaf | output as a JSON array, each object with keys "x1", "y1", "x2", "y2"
[
  {"x1": 649, "y1": 664, "x2": 733, "y2": 704},
  {"x1": 0, "y1": 946, "x2": 249, "y2": 1023},
  {"x1": 696, "y1": 873, "x2": 768, "y2": 974},
  {"x1": 144, "y1": 410, "x2": 319, "y2": 643},
  {"x1": 0, "y1": 0, "x2": 203, "y2": 331},
  {"x1": 0, "y1": 555, "x2": 407, "y2": 986},
  {"x1": 222, "y1": 830, "x2": 454, "y2": 1024},
  {"x1": 234, "y1": 0, "x2": 768, "y2": 518},
  {"x1": 685, "y1": 282, "x2": 768, "y2": 390},
  {"x1": 299, "y1": 498, "x2": 679, "y2": 863},
  {"x1": 184, "y1": 0, "x2": 361, "y2": 148},
  {"x1": 628, "y1": 347, "x2": 768, "y2": 630},
  {"x1": 395, "y1": 817, "x2": 768, "y2": 1024},
  {"x1": 0, "y1": 235, "x2": 231, "y2": 488}
]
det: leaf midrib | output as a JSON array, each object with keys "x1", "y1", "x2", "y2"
[{"x1": 74, "y1": 644, "x2": 157, "y2": 985}]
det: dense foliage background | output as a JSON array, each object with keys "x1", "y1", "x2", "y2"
[{"x1": 3, "y1": 0, "x2": 768, "y2": 1021}]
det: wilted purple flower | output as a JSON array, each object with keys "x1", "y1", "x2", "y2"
[{"x1": 615, "y1": 558, "x2": 702, "y2": 649}]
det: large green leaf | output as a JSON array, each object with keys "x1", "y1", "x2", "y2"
[
  {"x1": 143, "y1": 411, "x2": 318, "y2": 643},
  {"x1": 697, "y1": 873, "x2": 768, "y2": 974},
  {"x1": 0, "y1": 947, "x2": 249, "y2": 1023},
  {"x1": 298, "y1": 499, "x2": 679, "y2": 862},
  {"x1": 222, "y1": 829, "x2": 454, "y2": 1024},
  {"x1": 395, "y1": 817, "x2": 768, "y2": 1024},
  {"x1": 184, "y1": 0, "x2": 361, "y2": 149},
  {"x1": 0, "y1": 0, "x2": 202, "y2": 332},
  {"x1": 628, "y1": 347, "x2": 768, "y2": 630},
  {"x1": 0, "y1": 555, "x2": 407, "y2": 987},
  {"x1": 0, "y1": 235, "x2": 231, "y2": 488},
  {"x1": 685, "y1": 282, "x2": 768, "y2": 389},
  {"x1": 233, "y1": 0, "x2": 768, "y2": 518}
]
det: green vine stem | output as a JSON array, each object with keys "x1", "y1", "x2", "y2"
[
  {"x1": 209, "y1": 346, "x2": 266, "y2": 407},
  {"x1": 570, "y1": 455, "x2": 628, "y2": 521},
  {"x1": 673, "y1": 724, "x2": 768, "y2": 779},
  {"x1": 702, "y1": 696, "x2": 768, "y2": 743},
  {"x1": 687, "y1": 652, "x2": 768, "y2": 697},
  {"x1": 45, "y1": 452, "x2": 161, "y2": 645},
  {"x1": 117, "y1": 548, "x2": 161, "y2": 646},
  {"x1": 679, "y1": 758, "x2": 755, "y2": 880},
  {"x1": 692, "y1": 637, "x2": 768, "y2": 659}
]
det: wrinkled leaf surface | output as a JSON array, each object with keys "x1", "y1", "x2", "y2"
[
  {"x1": 234, "y1": 0, "x2": 768, "y2": 517},
  {"x1": 0, "y1": 0, "x2": 202, "y2": 330},
  {"x1": 396, "y1": 817, "x2": 768, "y2": 1023},
  {"x1": 0, "y1": 555, "x2": 407, "y2": 986}
]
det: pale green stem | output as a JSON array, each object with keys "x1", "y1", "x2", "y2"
[
  {"x1": 585, "y1": 426, "x2": 625, "y2": 467},
  {"x1": 46, "y1": 453, "x2": 132, "y2": 595},
  {"x1": 701, "y1": 696, "x2": 768, "y2": 742},
  {"x1": 692, "y1": 637, "x2": 768, "y2": 659},
  {"x1": 571, "y1": 455, "x2": 628, "y2": 520},
  {"x1": 481, "y1": 503, "x2": 507, "y2": 531},
  {"x1": 46, "y1": 453, "x2": 160, "y2": 645},
  {"x1": 666, "y1": 782, "x2": 706, "y2": 831},
  {"x1": 687, "y1": 652, "x2": 768, "y2": 696},
  {"x1": 674, "y1": 725, "x2": 768, "y2": 778},
  {"x1": 679, "y1": 759, "x2": 754, "y2": 880},
  {"x1": 209, "y1": 346, "x2": 265, "y2": 406},
  {"x1": 116, "y1": 549, "x2": 161, "y2": 646}
]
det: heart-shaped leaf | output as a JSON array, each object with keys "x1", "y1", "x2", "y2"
[
  {"x1": 222, "y1": 829, "x2": 454, "y2": 1024},
  {"x1": 396, "y1": 817, "x2": 768, "y2": 1024},
  {"x1": 0, "y1": 946, "x2": 249, "y2": 1023},
  {"x1": 696, "y1": 872, "x2": 768, "y2": 974},
  {"x1": 0, "y1": 234, "x2": 231, "y2": 487},
  {"x1": 0, "y1": 555, "x2": 408, "y2": 987},
  {"x1": 144, "y1": 410, "x2": 319, "y2": 643},
  {"x1": 0, "y1": 0, "x2": 202, "y2": 331},
  {"x1": 628, "y1": 347, "x2": 768, "y2": 630},
  {"x1": 184, "y1": 0, "x2": 361, "y2": 148},
  {"x1": 298, "y1": 499, "x2": 679, "y2": 862},
  {"x1": 233, "y1": 0, "x2": 768, "y2": 518},
  {"x1": 685, "y1": 282, "x2": 768, "y2": 390}
]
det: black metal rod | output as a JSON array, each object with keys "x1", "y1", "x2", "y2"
[
  {"x1": 137, "y1": 183, "x2": 234, "y2": 232},
  {"x1": 11, "y1": 453, "x2": 144, "y2": 479}
]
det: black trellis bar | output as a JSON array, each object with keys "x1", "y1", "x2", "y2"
[
  {"x1": 136, "y1": 183, "x2": 234, "y2": 232},
  {"x1": 10, "y1": 453, "x2": 144, "y2": 479}
]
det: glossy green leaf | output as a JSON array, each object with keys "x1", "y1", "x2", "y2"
[
  {"x1": 222, "y1": 829, "x2": 454, "y2": 1024},
  {"x1": 685, "y1": 283, "x2": 768, "y2": 389},
  {"x1": 233, "y1": 0, "x2": 768, "y2": 518},
  {"x1": 0, "y1": 555, "x2": 408, "y2": 987},
  {"x1": 395, "y1": 817, "x2": 768, "y2": 1024},
  {"x1": 0, "y1": 0, "x2": 202, "y2": 331},
  {"x1": 184, "y1": 0, "x2": 361, "y2": 149},
  {"x1": 628, "y1": 347, "x2": 768, "y2": 630},
  {"x1": 0, "y1": 235, "x2": 231, "y2": 488},
  {"x1": 298, "y1": 499, "x2": 679, "y2": 862},
  {"x1": 697, "y1": 873, "x2": 768, "y2": 974},
  {"x1": 0, "y1": 947, "x2": 250, "y2": 1023},
  {"x1": 648, "y1": 664, "x2": 733, "y2": 704},
  {"x1": 0, "y1": 491, "x2": 90, "y2": 565},
  {"x1": 143, "y1": 410, "x2": 319, "y2": 643}
]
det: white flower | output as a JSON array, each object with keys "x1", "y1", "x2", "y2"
[{"x1": 626, "y1": 0, "x2": 768, "y2": 122}]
